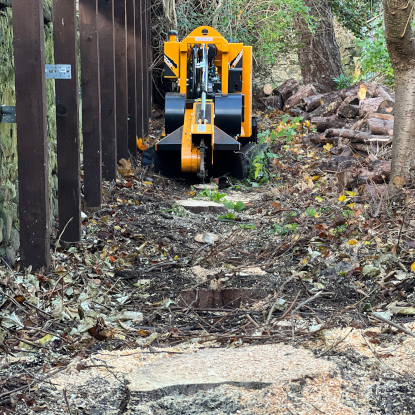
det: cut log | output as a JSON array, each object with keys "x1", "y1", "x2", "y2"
[
  {"x1": 310, "y1": 96, "x2": 343, "y2": 117},
  {"x1": 263, "y1": 83, "x2": 273, "y2": 96},
  {"x1": 375, "y1": 85, "x2": 395, "y2": 102},
  {"x1": 273, "y1": 78, "x2": 300, "y2": 102},
  {"x1": 309, "y1": 135, "x2": 341, "y2": 145},
  {"x1": 311, "y1": 115, "x2": 348, "y2": 132},
  {"x1": 337, "y1": 103, "x2": 359, "y2": 118},
  {"x1": 357, "y1": 83, "x2": 368, "y2": 100},
  {"x1": 351, "y1": 143, "x2": 370, "y2": 153},
  {"x1": 261, "y1": 95, "x2": 283, "y2": 110},
  {"x1": 359, "y1": 97, "x2": 384, "y2": 117},
  {"x1": 350, "y1": 113, "x2": 394, "y2": 131},
  {"x1": 284, "y1": 84, "x2": 317, "y2": 110},
  {"x1": 325, "y1": 128, "x2": 392, "y2": 144},
  {"x1": 366, "y1": 117, "x2": 394, "y2": 136},
  {"x1": 366, "y1": 113, "x2": 394, "y2": 121},
  {"x1": 300, "y1": 94, "x2": 324, "y2": 112},
  {"x1": 377, "y1": 99, "x2": 394, "y2": 115}
]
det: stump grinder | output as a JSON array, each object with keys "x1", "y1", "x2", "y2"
[{"x1": 153, "y1": 26, "x2": 257, "y2": 179}]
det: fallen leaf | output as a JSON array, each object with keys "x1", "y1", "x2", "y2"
[{"x1": 393, "y1": 175, "x2": 405, "y2": 189}]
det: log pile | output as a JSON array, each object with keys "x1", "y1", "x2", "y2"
[
  {"x1": 261, "y1": 79, "x2": 395, "y2": 156},
  {"x1": 260, "y1": 79, "x2": 396, "y2": 189}
]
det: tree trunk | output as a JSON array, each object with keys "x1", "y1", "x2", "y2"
[
  {"x1": 383, "y1": 0, "x2": 415, "y2": 193},
  {"x1": 295, "y1": 0, "x2": 342, "y2": 92}
]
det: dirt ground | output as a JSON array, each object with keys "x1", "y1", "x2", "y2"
[{"x1": 1, "y1": 107, "x2": 415, "y2": 414}]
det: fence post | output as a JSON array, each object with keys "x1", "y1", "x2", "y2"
[
  {"x1": 135, "y1": 0, "x2": 143, "y2": 148},
  {"x1": 126, "y1": 0, "x2": 137, "y2": 159},
  {"x1": 98, "y1": 0, "x2": 117, "y2": 181},
  {"x1": 142, "y1": 0, "x2": 150, "y2": 141},
  {"x1": 114, "y1": 0, "x2": 129, "y2": 162},
  {"x1": 79, "y1": 0, "x2": 102, "y2": 208},
  {"x1": 12, "y1": 0, "x2": 50, "y2": 270},
  {"x1": 53, "y1": 0, "x2": 81, "y2": 242}
]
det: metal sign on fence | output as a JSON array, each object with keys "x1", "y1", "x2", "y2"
[{"x1": 45, "y1": 64, "x2": 72, "y2": 79}]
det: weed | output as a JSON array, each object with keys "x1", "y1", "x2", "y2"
[
  {"x1": 270, "y1": 222, "x2": 299, "y2": 235},
  {"x1": 239, "y1": 223, "x2": 256, "y2": 230},
  {"x1": 333, "y1": 73, "x2": 351, "y2": 89},
  {"x1": 224, "y1": 200, "x2": 246, "y2": 212},
  {"x1": 197, "y1": 188, "x2": 226, "y2": 203}
]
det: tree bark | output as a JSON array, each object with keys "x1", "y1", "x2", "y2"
[
  {"x1": 383, "y1": 0, "x2": 415, "y2": 193},
  {"x1": 295, "y1": 0, "x2": 342, "y2": 92}
]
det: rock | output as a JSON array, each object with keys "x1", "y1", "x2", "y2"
[
  {"x1": 362, "y1": 265, "x2": 381, "y2": 278},
  {"x1": 194, "y1": 232, "x2": 219, "y2": 244},
  {"x1": 175, "y1": 200, "x2": 227, "y2": 214}
]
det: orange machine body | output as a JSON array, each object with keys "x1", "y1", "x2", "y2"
[{"x1": 155, "y1": 26, "x2": 256, "y2": 179}]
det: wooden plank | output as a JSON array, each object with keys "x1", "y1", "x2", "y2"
[
  {"x1": 12, "y1": 0, "x2": 50, "y2": 270},
  {"x1": 98, "y1": 0, "x2": 117, "y2": 181},
  {"x1": 126, "y1": 0, "x2": 137, "y2": 158},
  {"x1": 135, "y1": 0, "x2": 143, "y2": 147},
  {"x1": 53, "y1": 0, "x2": 81, "y2": 243},
  {"x1": 143, "y1": 0, "x2": 151, "y2": 140},
  {"x1": 79, "y1": 0, "x2": 102, "y2": 208},
  {"x1": 114, "y1": 0, "x2": 129, "y2": 162}
]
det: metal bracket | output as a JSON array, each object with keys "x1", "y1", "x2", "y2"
[
  {"x1": 0, "y1": 106, "x2": 17, "y2": 123},
  {"x1": 45, "y1": 64, "x2": 72, "y2": 79}
]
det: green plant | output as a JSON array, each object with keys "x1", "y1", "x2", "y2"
[
  {"x1": 275, "y1": 116, "x2": 303, "y2": 143},
  {"x1": 218, "y1": 212, "x2": 236, "y2": 221},
  {"x1": 239, "y1": 223, "x2": 256, "y2": 229},
  {"x1": 197, "y1": 188, "x2": 226, "y2": 203},
  {"x1": 224, "y1": 200, "x2": 246, "y2": 212},
  {"x1": 270, "y1": 222, "x2": 299, "y2": 235},
  {"x1": 333, "y1": 73, "x2": 351, "y2": 89},
  {"x1": 356, "y1": 16, "x2": 393, "y2": 85},
  {"x1": 305, "y1": 207, "x2": 318, "y2": 217}
]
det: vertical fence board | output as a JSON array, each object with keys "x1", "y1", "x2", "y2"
[
  {"x1": 79, "y1": 0, "x2": 102, "y2": 208},
  {"x1": 126, "y1": 0, "x2": 137, "y2": 158},
  {"x1": 53, "y1": 0, "x2": 81, "y2": 242},
  {"x1": 142, "y1": 0, "x2": 150, "y2": 140},
  {"x1": 98, "y1": 0, "x2": 117, "y2": 181},
  {"x1": 114, "y1": 0, "x2": 128, "y2": 162},
  {"x1": 135, "y1": 0, "x2": 143, "y2": 147},
  {"x1": 12, "y1": 0, "x2": 50, "y2": 270},
  {"x1": 147, "y1": 0, "x2": 153, "y2": 127}
]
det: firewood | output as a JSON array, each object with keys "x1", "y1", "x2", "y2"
[
  {"x1": 359, "y1": 97, "x2": 384, "y2": 117},
  {"x1": 367, "y1": 117, "x2": 394, "y2": 136},
  {"x1": 273, "y1": 78, "x2": 300, "y2": 103},
  {"x1": 350, "y1": 112, "x2": 393, "y2": 130},
  {"x1": 310, "y1": 135, "x2": 340, "y2": 145},
  {"x1": 337, "y1": 103, "x2": 359, "y2": 118},
  {"x1": 299, "y1": 94, "x2": 324, "y2": 112},
  {"x1": 311, "y1": 115, "x2": 348, "y2": 132},
  {"x1": 368, "y1": 113, "x2": 394, "y2": 121},
  {"x1": 310, "y1": 96, "x2": 343, "y2": 117},
  {"x1": 261, "y1": 95, "x2": 283, "y2": 110},
  {"x1": 263, "y1": 83, "x2": 273, "y2": 96},
  {"x1": 375, "y1": 85, "x2": 395, "y2": 102},
  {"x1": 284, "y1": 84, "x2": 317, "y2": 110},
  {"x1": 377, "y1": 99, "x2": 394, "y2": 115},
  {"x1": 325, "y1": 128, "x2": 392, "y2": 144}
]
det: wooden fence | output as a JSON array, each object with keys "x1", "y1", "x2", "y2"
[{"x1": 11, "y1": 0, "x2": 152, "y2": 270}]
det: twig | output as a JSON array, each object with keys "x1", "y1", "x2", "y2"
[
  {"x1": 372, "y1": 313, "x2": 415, "y2": 338},
  {"x1": 245, "y1": 313, "x2": 260, "y2": 328},
  {"x1": 63, "y1": 389, "x2": 72, "y2": 415},
  {"x1": 265, "y1": 275, "x2": 295, "y2": 325},
  {"x1": 291, "y1": 291, "x2": 323, "y2": 337},
  {"x1": 53, "y1": 217, "x2": 73, "y2": 270}
]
